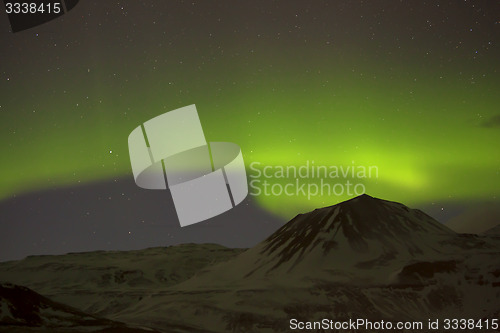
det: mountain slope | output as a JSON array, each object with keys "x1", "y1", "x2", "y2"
[
  {"x1": 177, "y1": 195, "x2": 466, "y2": 286},
  {"x1": 246, "y1": 194, "x2": 457, "y2": 277},
  {"x1": 0, "y1": 283, "x2": 161, "y2": 333},
  {"x1": 1, "y1": 195, "x2": 499, "y2": 333},
  {"x1": 483, "y1": 224, "x2": 500, "y2": 236},
  {"x1": 110, "y1": 195, "x2": 499, "y2": 332},
  {"x1": 0, "y1": 244, "x2": 243, "y2": 316}
]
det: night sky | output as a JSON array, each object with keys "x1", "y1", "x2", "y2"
[{"x1": 1, "y1": 1, "x2": 499, "y2": 260}]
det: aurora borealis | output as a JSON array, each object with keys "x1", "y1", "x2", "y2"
[{"x1": 1, "y1": 0, "x2": 499, "y2": 219}]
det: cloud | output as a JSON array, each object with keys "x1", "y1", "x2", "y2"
[
  {"x1": 445, "y1": 203, "x2": 500, "y2": 234},
  {"x1": 480, "y1": 114, "x2": 500, "y2": 128}
]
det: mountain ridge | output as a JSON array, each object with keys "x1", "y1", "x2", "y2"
[
  {"x1": 175, "y1": 194, "x2": 463, "y2": 287},
  {"x1": 1, "y1": 195, "x2": 499, "y2": 333}
]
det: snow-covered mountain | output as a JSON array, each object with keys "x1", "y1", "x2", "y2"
[
  {"x1": 239, "y1": 194, "x2": 458, "y2": 280},
  {"x1": 110, "y1": 195, "x2": 499, "y2": 332},
  {"x1": 1, "y1": 195, "x2": 499, "y2": 333},
  {"x1": 176, "y1": 194, "x2": 479, "y2": 286},
  {"x1": 0, "y1": 244, "x2": 243, "y2": 316}
]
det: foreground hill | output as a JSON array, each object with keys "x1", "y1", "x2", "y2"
[
  {"x1": 0, "y1": 244, "x2": 243, "y2": 316},
  {"x1": 0, "y1": 283, "x2": 162, "y2": 333},
  {"x1": 1, "y1": 195, "x2": 499, "y2": 332}
]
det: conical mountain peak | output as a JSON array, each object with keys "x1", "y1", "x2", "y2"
[{"x1": 242, "y1": 195, "x2": 455, "y2": 277}]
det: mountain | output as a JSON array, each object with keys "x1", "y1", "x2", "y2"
[
  {"x1": 108, "y1": 195, "x2": 500, "y2": 332},
  {"x1": 0, "y1": 283, "x2": 161, "y2": 333},
  {"x1": 0, "y1": 244, "x2": 243, "y2": 316},
  {"x1": 1, "y1": 195, "x2": 499, "y2": 333},
  {"x1": 175, "y1": 194, "x2": 464, "y2": 285},
  {"x1": 483, "y1": 224, "x2": 500, "y2": 236},
  {"x1": 237, "y1": 194, "x2": 457, "y2": 281}
]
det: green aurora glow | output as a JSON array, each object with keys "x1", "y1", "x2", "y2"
[{"x1": 1, "y1": 1, "x2": 498, "y2": 218}]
